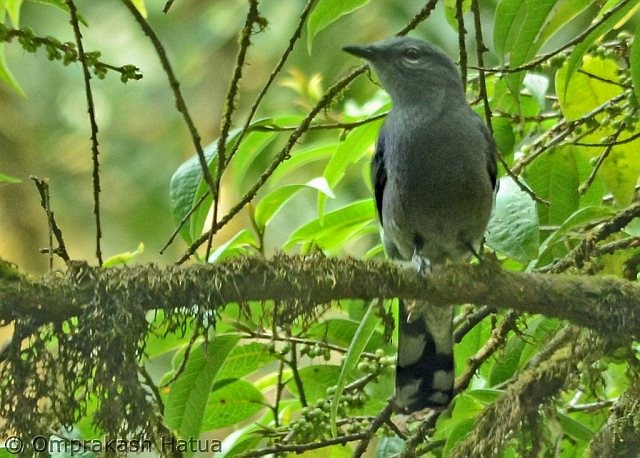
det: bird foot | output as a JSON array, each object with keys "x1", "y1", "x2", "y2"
[{"x1": 412, "y1": 253, "x2": 431, "y2": 278}]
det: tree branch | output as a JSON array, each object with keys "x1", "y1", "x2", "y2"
[{"x1": 1, "y1": 255, "x2": 639, "y2": 339}]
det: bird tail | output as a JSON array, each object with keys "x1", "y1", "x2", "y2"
[{"x1": 395, "y1": 300, "x2": 454, "y2": 413}]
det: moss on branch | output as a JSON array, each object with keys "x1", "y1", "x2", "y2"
[{"x1": 1, "y1": 254, "x2": 639, "y2": 338}]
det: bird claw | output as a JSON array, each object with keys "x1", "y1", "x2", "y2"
[{"x1": 412, "y1": 253, "x2": 431, "y2": 278}]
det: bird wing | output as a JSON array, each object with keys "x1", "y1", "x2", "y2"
[
  {"x1": 475, "y1": 113, "x2": 498, "y2": 192},
  {"x1": 371, "y1": 125, "x2": 387, "y2": 225}
]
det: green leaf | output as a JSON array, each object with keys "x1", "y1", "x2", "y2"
[
  {"x1": 492, "y1": 117, "x2": 516, "y2": 155},
  {"x1": 496, "y1": 0, "x2": 557, "y2": 99},
  {"x1": 556, "y1": 55, "x2": 623, "y2": 121},
  {"x1": 270, "y1": 141, "x2": 337, "y2": 183},
  {"x1": 525, "y1": 146, "x2": 580, "y2": 225},
  {"x1": 485, "y1": 177, "x2": 540, "y2": 261},
  {"x1": 330, "y1": 300, "x2": 378, "y2": 436},
  {"x1": 466, "y1": 389, "x2": 503, "y2": 405},
  {"x1": 207, "y1": 228, "x2": 258, "y2": 263},
  {"x1": 102, "y1": 242, "x2": 144, "y2": 268},
  {"x1": 488, "y1": 333, "x2": 525, "y2": 386},
  {"x1": 494, "y1": 0, "x2": 556, "y2": 61},
  {"x1": 0, "y1": 43, "x2": 25, "y2": 96},
  {"x1": 165, "y1": 334, "x2": 240, "y2": 454},
  {"x1": 307, "y1": 318, "x2": 389, "y2": 353},
  {"x1": 307, "y1": 0, "x2": 371, "y2": 53},
  {"x1": 170, "y1": 118, "x2": 284, "y2": 244},
  {"x1": 443, "y1": 0, "x2": 472, "y2": 30},
  {"x1": 283, "y1": 199, "x2": 376, "y2": 251},
  {"x1": 201, "y1": 379, "x2": 265, "y2": 431},
  {"x1": 217, "y1": 342, "x2": 274, "y2": 379},
  {"x1": 535, "y1": 0, "x2": 596, "y2": 47},
  {"x1": 631, "y1": 23, "x2": 640, "y2": 102},
  {"x1": 318, "y1": 120, "x2": 382, "y2": 216},
  {"x1": 254, "y1": 177, "x2": 334, "y2": 232},
  {"x1": 0, "y1": 172, "x2": 21, "y2": 183},
  {"x1": 5, "y1": 0, "x2": 22, "y2": 26},
  {"x1": 287, "y1": 364, "x2": 341, "y2": 404},
  {"x1": 25, "y1": 0, "x2": 88, "y2": 24},
  {"x1": 130, "y1": 0, "x2": 147, "y2": 17},
  {"x1": 145, "y1": 310, "x2": 195, "y2": 358},
  {"x1": 534, "y1": 205, "x2": 614, "y2": 268},
  {"x1": 455, "y1": 313, "x2": 491, "y2": 376},
  {"x1": 442, "y1": 418, "x2": 475, "y2": 456},
  {"x1": 218, "y1": 410, "x2": 274, "y2": 458},
  {"x1": 558, "y1": 411, "x2": 595, "y2": 441},
  {"x1": 170, "y1": 141, "x2": 220, "y2": 245},
  {"x1": 562, "y1": 0, "x2": 640, "y2": 95}
]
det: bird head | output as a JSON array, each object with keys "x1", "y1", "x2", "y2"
[{"x1": 343, "y1": 37, "x2": 463, "y2": 106}]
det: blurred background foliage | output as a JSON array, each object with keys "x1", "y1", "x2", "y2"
[{"x1": 0, "y1": 0, "x2": 491, "y2": 273}]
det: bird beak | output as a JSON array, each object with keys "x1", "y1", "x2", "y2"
[{"x1": 342, "y1": 44, "x2": 374, "y2": 60}]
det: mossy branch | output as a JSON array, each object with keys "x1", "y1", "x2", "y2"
[{"x1": 1, "y1": 255, "x2": 639, "y2": 338}]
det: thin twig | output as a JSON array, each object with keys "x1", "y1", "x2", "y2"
[
  {"x1": 30, "y1": 177, "x2": 71, "y2": 265},
  {"x1": 456, "y1": 0, "x2": 467, "y2": 88},
  {"x1": 0, "y1": 25, "x2": 142, "y2": 80},
  {"x1": 593, "y1": 237, "x2": 640, "y2": 256},
  {"x1": 235, "y1": 432, "x2": 371, "y2": 458},
  {"x1": 66, "y1": 0, "x2": 103, "y2": 266},
  {"x1": 572, "y1": 130, "x2": 640, "y2": 147},
  {"x1": 159, "y1": 331, "x2": 200, "y2": 387},
  {"x1": 163, "y1": 0, "x2": 176, "y2": 13},
  {"x1": 120, "y1": 0, "x2": 217, "y2": 240},
  {"x1": 396, "y1": 0, "x2": 439, "y2": 36},
  {"x1": 399, "y1": 410, "x2": 440, "y2": 457},
  {"x1": 140, "y1": 365, "x2": 165, "y2": 414},
  {"x1": 578, "y1": 122, "x2": 626, "y2": 195},
  {"x1": 455, "y1": 310, "x2": 519, "y2": 393},
  {"x1": 512, "y1": 93, "x2": 626, "y2": 174},
  {"x1": 471, "y1": 0, "x2": 491, "y2": 132},
  {"x1": 543, "y1": 201, "x2": 640, "y2": 273},
  {"x1": 453, "y1": 306, "x2": 494, "y2": 343},
  {"x1": 564, "y1": 399, "x2": 614, "y2": 413},
  {"x1": 247, "y1": 330, "x2": 377, "y2": 359},
  {"x1": 226, "y1": 0, "x2": 318, "y2": 166},
  {"x1": 208, "y1": 0, "x2": 262, "y2": 259},
  {"x1": 250, "y1": 112, "x2": 387, "y2": 132},
  {"x1": 578, "y1": 69, "x2": 628, "y2": 87},
  {"x1": 475, "y1": 0, "x2": 633, "y2": 75},
  {"x1": 288, "y1": 340, "x2": 308, "y2": 407},
  {"x1": 352, "y1": 401, "x2": 394, "y2": 457},
  {"x1": 176, "y1": 65, "x2": 368, "y2": 263}
]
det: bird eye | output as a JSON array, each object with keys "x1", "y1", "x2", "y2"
[{"x1": 403, "y1": 47, "x2": 420, "y2": 62}]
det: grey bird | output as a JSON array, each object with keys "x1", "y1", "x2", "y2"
[{"x1": 343, "y1": 37, "x2": 497, "y2": 413}]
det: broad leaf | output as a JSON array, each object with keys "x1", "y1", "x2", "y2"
[
  {"x1": 330, "y1": 300, "x2": 378, "y2": 436},
  {"x1": 0, "y1": 44, "x2": 25, "y2": 96},
  {"x1": 207, "y1": 229, "x2": 258, "y2": 263},
  {"x1": 485, "y1": 177, "x2": 540, "y2": 261},
  {"x1": 283, "y1": 199, "x2": 376, "y2": 251},
  {"x1": 562, "y1": 0, "x2": 640, "y2": 95},
  {"x1": 319, "y1": 120, "x2": 381, "y2": 216},
  {"x1": 170, "y1": 120, "x2": 280, "y2": 244},
  {"x1": 201, "y1": 379, "x2": 265, "y2": 431},
  {"x1": 307, "y1": 0, "x2": 371, "y2": 53},
  {"x1": 165, "y1": 334, "x2": 240, "y2": 454},
  {"x1": 254, "y1": 177, "x2": 334, "y2": 232},
  {"x1": 525, "y1": 146, "x2": 580, "y2": 225},
  {"x1": 217, "y1": 342, "x2": 274, "y2": 379},
  {"x1": 287, "y1": 364, "x2": 341, "y2": 404}
]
